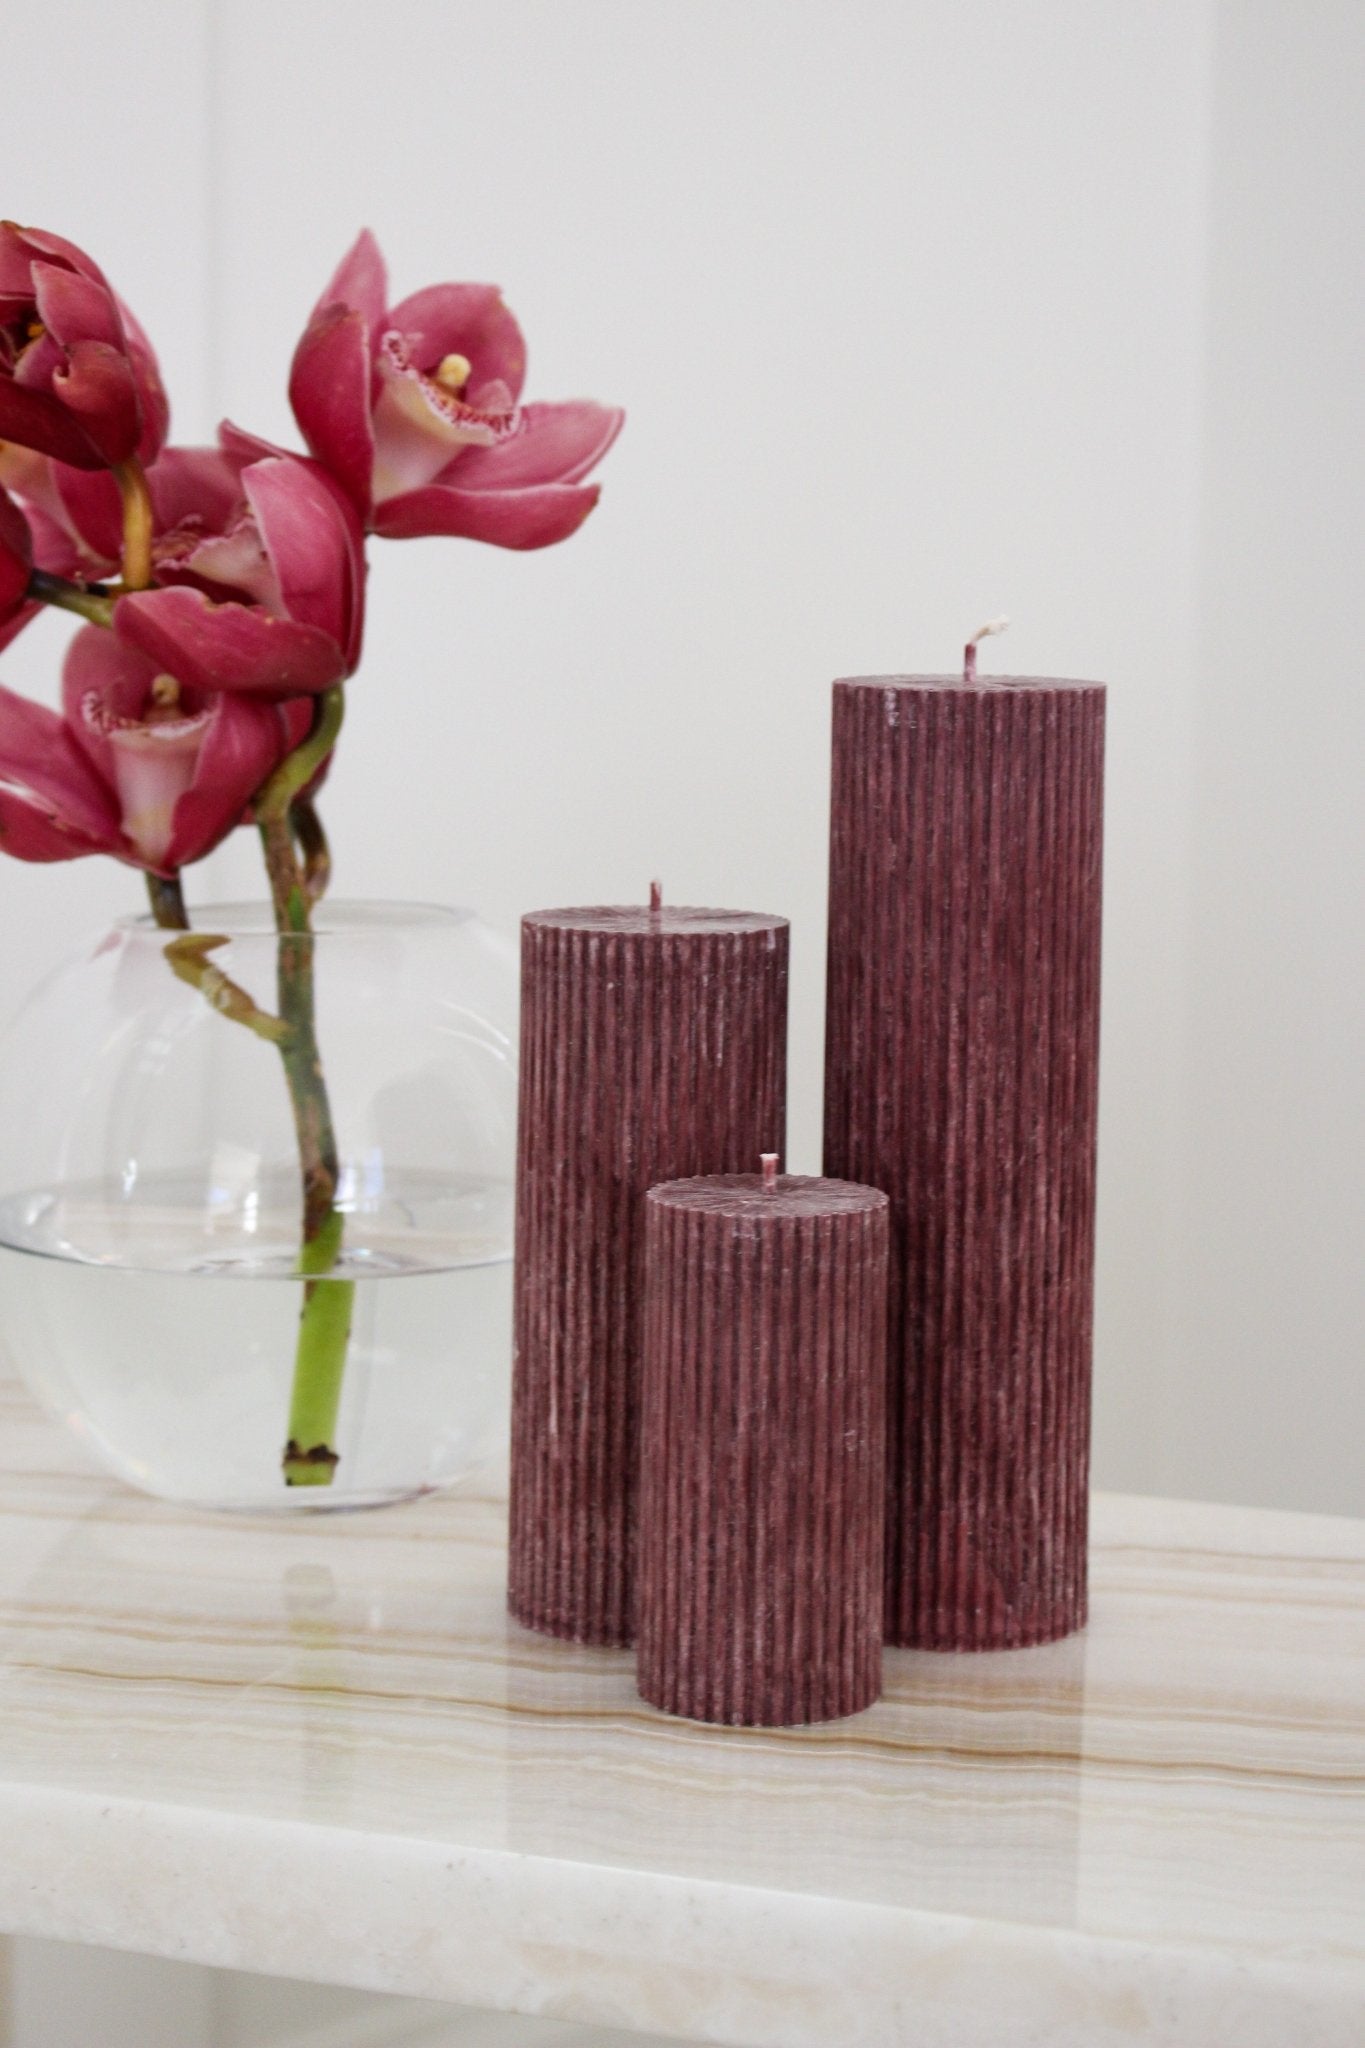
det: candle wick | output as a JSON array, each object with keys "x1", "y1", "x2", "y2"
[
  {"x1": 649, "y1": 879, "x2": 663, "y2": 914},
  {"x1": 760, "y1": 1152, "x2": 778, "y2": 1190},
  {"x1": 963, "y1": 614, "x2": 1010, "y2": 683}
]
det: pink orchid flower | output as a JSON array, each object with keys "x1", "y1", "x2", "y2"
[
  {"x1": 0, "y1": 222, "x2": 168, "y2": 470},
  {"x1": 118, "y1": 448, "x2": 365, "y2": 697},
  {"x1": 3, "y1": 443, "x2": 365, "y2": 697},
  {"x1": 0, "y1": 485, "x2": 32, "y2": 651},
  {"x1": 284, "y1": 230, "x2": 622, "y2": 548},
  {"x1": 0, "y1": 626, "x2": 311, "y2": 873}
]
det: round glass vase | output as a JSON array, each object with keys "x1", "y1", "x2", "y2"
[{"x1": 0, "y1": 901, "x2": 517, "y2": 1511}]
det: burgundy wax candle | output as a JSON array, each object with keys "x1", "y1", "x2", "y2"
[
  {"x1": 824, "y1": 675, "x2": 1105, "y2": 1650},
  {"x1": 636, "y1": 1163, "x2": 888, "y2": 1727},
  {"x1": 510, "y1": 901, "x2": 789, "y2": 1647}
]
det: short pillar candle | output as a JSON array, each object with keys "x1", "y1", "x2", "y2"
[
  {"x1": 824, "y1": 674, "x2": 1105, "y2": 1650},
  {"x1": 636, "y1": 1163, "x2": 889, "y2": 1726},
  {"x1": 510, "y1": 900, "x2": 789, "y2": 1647}
]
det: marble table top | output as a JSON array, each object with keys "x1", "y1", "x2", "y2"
[{"x1": 0, "y1": 1380, "x2": 1361, "y2": 2048}]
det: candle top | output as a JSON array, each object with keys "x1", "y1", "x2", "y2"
[
  {"x1": 524, "y1": 906, "x2": 787, "y2": 937},
  {"x1": 835, "y1": 673, "x2": 1104, "y2": 696},
  {"x1": 647, "y1": 1174, "x2": 888, "y2": 1220}
]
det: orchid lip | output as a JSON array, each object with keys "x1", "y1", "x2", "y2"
[
  {"x1": 371, "y1": 331, "x2": 520, "y2": 501},
  {"x1": 177, "y1": 513, "x2": 285, "y2": 615},
  {"x1": 82, "y1": 689, "x2": 210, "y2": 743},
  {"x1": 377, "y1": 331, "x2": 520, "y2": 432},
  {"x1": 83, "y1": 687, "x2": 212, "y2": 867}
]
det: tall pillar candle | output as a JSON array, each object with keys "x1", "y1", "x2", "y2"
[
  {"x1": 636, "y1": 1162, "x2": 888, "y2": 1727},
  {"x1": 510, "y1": 901, "x2": 789, "y2": 1646},
  {"x1": 824, "y1": 676, "x2": 1105, "y2": 1649}
]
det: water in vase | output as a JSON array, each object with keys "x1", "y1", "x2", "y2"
[{"x1": 0, "y1": 1166, "x2": 512, "y2": 1510}]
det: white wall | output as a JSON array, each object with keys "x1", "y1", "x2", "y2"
[
  {"x1": 5, "y1": 0, "x2": 1361, "y2": 1508},
  {"x1": 1169, "y1": 0, "x2": 1365, "y2": 1512},
  {"x1": 0, "y1": 2, "x2": 214, "y2": 947}
]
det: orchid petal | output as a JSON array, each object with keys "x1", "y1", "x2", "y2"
[
  {"x1": 311, "y1": 229, "x2": 388, "y2": 348},
  {"x1": 218, "y1": 419, "x2": 292, "y2": 466},
  {"x1": 218, "y1": 435, "x2": 367, "y2": 665},
  {"x1": 288, "y1": 308, "x2": 376, "y2": 514},
  {"x1": 31, "y1": 260, "x2": 124, "y2": 350},
  {"x1": 386, "y1": 283, "x2": 527, "y2": 402},
  {"x1": 146, "y1": 445, "x2": 248, "y2": 535},
  {"x1": 0, "y1": 681, "x2": 120, "y2": 853},
  {"x1": 0, "y1": 486, "x2": 31, "y2": 610},
  {"x1": 166, "y1": 694, "x2": 300, "y2": 870},
  {"x1": 22, "y1": 500, "x2": 83, "y2": 577},
  {"x1": 279, "y1": 696, "x2": 315, "y2": 753},
  {"x1": 0, "y1": 223, "x2": 111, "y2": 294},
  {"x1": 0, "y1": 224, "x2": 40, "y2": 304},
  {"x1": 114, "y1": 585, "x2": 347, "y2": 697},
  {"x1": 52, "y1": 464, "x2": 123, "y2": 569},
  {"x1": 0, "y1": 442, "x2": 50, "y2": 500},
  {"x1": 307, "y1": 465, "x2": 367, "y2": 672},
  {"x1": 0, "y1": 487, "x2": 35, "y2": 652},
  {"x1": 52, "y1": 337, "x2": 142, "y2": 463},
  {"x1": 0, "y1": 452, "x2": 109, "y2": 573},
  {"x1": 373, "y1": 478, "x2": 602, "y2": 550},
  {"x1": 177, "y1": 517, "x2": 282, "y2": 611},
  {"x1": 11, "y1": 328, "x2": 65, "y2": 391},
  {"x1": 115, "y1": 297, "x2": 170, "y2": 461},
  {"x1": 0, "y1": 376, "x2": 103, "y2": 466},
  {"x1": 244, "y1": 456, "x2": 365, "y2": 668},
  {"x1": 449, "y1": 400, "x2": 624, "y2": 492},
  {"x1": 0, "y1": 786, "x2": 110, "y2": 860}
]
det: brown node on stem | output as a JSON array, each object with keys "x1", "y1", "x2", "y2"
[{"x1": 283, "y1": 1439, "x2": 340, "y2": 1472}]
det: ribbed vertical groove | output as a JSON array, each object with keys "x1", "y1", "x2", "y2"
[
  {"x1": 824, "y1": 677, "x2": 1105, "y2": 1650},
  {"x1": 509, "y1": 906, "x2": 789, "y2": 1647},
  {"x1": 637, "y1": 1175, "x2": 887, "y2": 1726}
]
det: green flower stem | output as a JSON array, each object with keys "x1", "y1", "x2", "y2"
[
  {"x1": 256, "y1": 691, "x2": 345, "y2": 823},
  {"x1": 145, "y1": 871, "x2": 190, "y2": 931},
  {"x1": 290, "y1": 795, "x2": 332, "y2": 907},
  {"x1": 164, "y1": 932, "x2": 290, "y2": 1044},
  {"x1": 28, "y1": 569, "x2": 115, "y2": 629},
  {"x1": 141, "y1": 701, "x2": 351, "y2": 1488},
  {"x1": 257, "y1": 690, "x2": 353, "y2": 1487},
  {"x1": 283, "y1": 1211, "x2": 352, "y2": 1485}
]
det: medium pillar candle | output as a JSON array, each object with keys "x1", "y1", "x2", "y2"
[
  {"x1": 636, "y1": 1164, "x2": 888, "y2": 1726},
  {"x1": 510, "y1": 902, "x2": 789, "y2": 1647},
  {"x1": 824, "y1": 676, "x2": 1105, "y2": 1650}
]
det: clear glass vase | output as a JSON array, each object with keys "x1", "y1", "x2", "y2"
[{"x1": 0, "y1": 901, "x2": 517, "y2": 1511}]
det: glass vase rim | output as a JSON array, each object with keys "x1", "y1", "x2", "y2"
[{"x1": 117, "y1": 898, "x2": 478, "y2": 940}]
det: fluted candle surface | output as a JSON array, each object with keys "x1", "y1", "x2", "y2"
[
  {"x1": 824, "y1": 676, "x2": 1105, "y2": 1650},
  {"x1": 510, "y1": 905, "x2": 789, "y2": 1647},
  {"x1": 637, "y1": 1171, "x2": 889, "y2": 1727}
]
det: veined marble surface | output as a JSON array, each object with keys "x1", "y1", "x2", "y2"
[{"x1": 0, "y1": 1382, "x2": 1360, "y2": 2048}]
